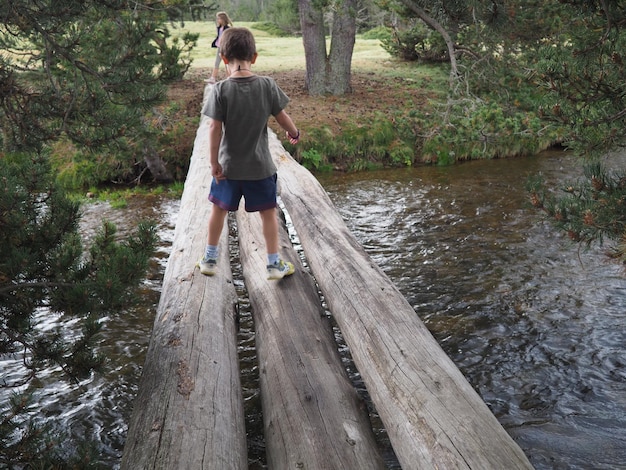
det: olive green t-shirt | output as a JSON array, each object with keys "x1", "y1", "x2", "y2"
[{"x1": 202, "y1": 75, "x2": 289, "y2": 180}]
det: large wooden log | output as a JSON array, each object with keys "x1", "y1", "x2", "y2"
[
  {"x1": 270, "y1": 134, "x2": 533, "y2": 469},
  {"x1": 236, "y1": 206, "x2": 386, "y2": 470},
  {"x1": 120, "y1": 87, "x2": 247, "y2": 469}
]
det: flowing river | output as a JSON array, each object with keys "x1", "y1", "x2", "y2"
[{"x1": 1, "y1": 150, "x2": 625, "y2": 469}]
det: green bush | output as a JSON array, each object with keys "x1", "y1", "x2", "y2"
[
  {"x1": 300, "y1": 148, "x2": 322, "y2": 169},
  {"x1": 381, "y1": 23, "x2": 448, "y2": 62},
  {"x1": 256, "y1": 0, "x2": 300, "y2": 35},
  {"x1": 360, "y1": 26, "x2": 392, "y2": 41},
  {"x1": 416, "y1": 99, "x2": 560, "y2": 165},
  {"x1": 297, "y1": 114, "x2": 417, "y2": 171}
]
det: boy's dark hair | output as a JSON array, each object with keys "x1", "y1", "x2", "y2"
[{"x1": 220, "y1": 27, "x2": 256, "y2": 62}]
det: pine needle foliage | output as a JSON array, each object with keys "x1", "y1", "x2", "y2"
[
  {"x1": 533, "y1": 0, "x2": 626, "y2": 157},
  {"x1": 526, "y1": 1, "x2": 626, "y2": 258},
  {"x1": 0, "y1": 9, "x2": 187, "y2": 463},
  {"x1": 1, "y1": 153, "x2": 157, "y2": 380},
  {"x1": 0, "y1": 0, "x2": 198, "y2": 185},
  {"x1": 0, "y1": 153, "x2": 157, "y2": 464},
  {"x1": 527, "y1": 160, "x2": 626, "y2": 261}
]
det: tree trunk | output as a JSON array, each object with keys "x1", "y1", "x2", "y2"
[
  {"x1": 298, "y1": 0, "x2": 327, "y2": 94},
  {"x1": 328, "y1": 0, "x2": 357, "y2": 94},
  {"x1": 397, "y1": 0, "x2": 459, "y2": 84},
  {"x1": 143, "y1": 145, "x2": 174, "y2": 183},
  {"x1": 122, "y1": 101, "x2": 247, "y2": 469},
  {"x1": 236, "y1": 206, "x2": 386, "y2": 470},
  {"x1": 298, "y1": 0, "x2": 356, "y2": 96},
  {"x1": 268, "y1": 132, "x2": 533, "y2": 470}
]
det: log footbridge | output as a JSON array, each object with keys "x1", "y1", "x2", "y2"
[{"x1": 121, "y1": 85, "x2": 533, "y2": 469}]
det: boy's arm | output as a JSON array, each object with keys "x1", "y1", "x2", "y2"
[
  {"x1": 274, "y1": 110, "x2": 300, "y2": 144},
  {"x1": 208, "y1": 118, "x2": 225, "y2": 181}
]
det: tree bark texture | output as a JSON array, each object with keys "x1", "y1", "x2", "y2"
[
  {"x1": 298, "y1": 0, "x2": 356, "y2": 95},
  {"x1": 298, "y1": 0, "x2": 327, "y2": 94},
  {"x1": 328, "y1": 0, "x2": 357, "y2": 94},
  {"x1": 123, "y1": 80, "x2": 532, "y2": 469},
  {"x1": 268, "y1": 133, "x2": 533, "y2": 470},
  {"x1": 236, "y1": 206, "x2": 386, "y2": 470},
  {"x1": 121, "y1": 84, "x2": 247, "y2": 470}
]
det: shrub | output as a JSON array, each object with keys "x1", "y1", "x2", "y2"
[
  {"x1": 381, "y1": 23, "x2": 448, "y2": 63},
  {"x1": 360, "y1": 26, "x2": 392, "y2": 41}
]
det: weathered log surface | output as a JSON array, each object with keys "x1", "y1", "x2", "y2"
[
  {"x1": 236, "y1": 205, "x2": 386, "y2": 470},
  {"x1": 123, "y1": 75, "x2": 533, "y2": 469},
  {"x1": 270, "y1": 134, "x2": 533, "y2": 469},
  {"x1": 120, "y1": 88, "x2": 247, "y2": 470}
]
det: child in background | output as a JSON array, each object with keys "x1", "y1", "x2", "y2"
[
  {"x1": 206, "y1": 11, "x2": 233, "y2": 84},
  {"x1": 198, "y1": 27, "x2": 301, "y2": 280}
]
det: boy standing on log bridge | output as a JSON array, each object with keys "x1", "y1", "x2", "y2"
[{"x1": 198, "y1": 27, "x2": 301, "y2": 280}]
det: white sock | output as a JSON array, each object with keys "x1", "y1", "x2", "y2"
[{"x1": 204, "y1": 245, "x2": 219, "y2": 261}]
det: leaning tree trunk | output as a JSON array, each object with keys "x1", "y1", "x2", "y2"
[
  {"x1": 397, "y1": 0, "x2": 459, "y2": 85},
  {"x1": 298, "y1": 0, "x2": 356, "y2": 96}
]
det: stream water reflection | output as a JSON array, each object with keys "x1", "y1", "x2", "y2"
[{"x1": 2, "y1": 151, "x2": 625, "y2": 469}]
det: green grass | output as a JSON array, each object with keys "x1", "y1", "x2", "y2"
[
  {"x1": 172, "y1": 21, "x2": 306, "y2": 70},
  {"x1": 170, "y1": 21, "x2": 552, "y2": 168},
  {"x1": 172, "y1": 21, "x2": 418, "y2": 77}
]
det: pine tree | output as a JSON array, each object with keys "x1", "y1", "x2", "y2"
[
  {"x1": 0, "y1": 0, "x2": 191, "y2": 464},
  {"x1": 384, "y1": 1, "x2": 626, "y2": 259},
  {"x1": 0, "y1": 0, "x2": 198, "y2": 182},
  {"x1": 529, "y1": 1, "x2": 626, "y2": 260},
  {"x1": 0, "y1": 152, "x2": 157, "y2": 465},
  {"x1": 533, "y1": 0, "x2": 626, "y2": 156}
]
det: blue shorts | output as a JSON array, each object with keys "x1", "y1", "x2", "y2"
[{"x1": 209, "y1": 174, "x2": 278, "y2": 212}]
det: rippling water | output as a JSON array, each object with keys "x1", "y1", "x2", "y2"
[
  {"x1": 2, "y1": 151, "x2": 625, "y2": 469},
  {"x1": 317, "y1": 151, "x2": 626, "y2": 469},
  {"x1": 0, "y1": 196, "x2": 179, "y2": 462}
]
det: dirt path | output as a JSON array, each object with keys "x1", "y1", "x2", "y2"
[{"x1": 170, "y1": 67, "x2": 427, "y2": 143}]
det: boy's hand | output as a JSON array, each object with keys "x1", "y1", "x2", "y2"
[
  {"x1": 286, "y1": 129, "x2": 300, "y2": 145},
  {"x1": 211, "y1": 163, "x2": 225, "y2": 183}
]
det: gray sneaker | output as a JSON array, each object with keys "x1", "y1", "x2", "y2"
[
  {"x1": 267, "y1": 260, "x2": 295, "y2": 280},
  {"x1": 197, "y1": 258, "x2": 217, "y2": 276}
]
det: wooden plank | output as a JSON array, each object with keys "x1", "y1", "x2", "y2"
[
  {"x1": 120, "y1": 86, "x2": 247, "y2": 469},
  {"x1": 236, "y1": 206, "x2": 386, "y2": 470},
  {"x1": 269, "y1": 134, "x2": 533, "y2": 469}
]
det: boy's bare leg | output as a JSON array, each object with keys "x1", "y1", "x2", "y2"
[
  {"x1": 259, "y1": 208, "x2": 279, "y2": 255},
  {"x1": 208, "y1": 205, "x2": 228, "y2": 246}
]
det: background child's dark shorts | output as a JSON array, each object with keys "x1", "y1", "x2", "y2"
[{"x1": 208, "y1": 174, "x2": 278, "y2": 212}]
